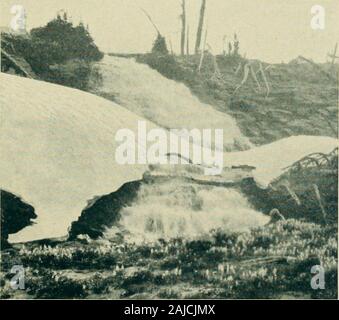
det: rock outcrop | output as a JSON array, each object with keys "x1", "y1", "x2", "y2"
[
  {"x1": 68, "y1": 181, "x2": 142, "y2": 240},
  {"x1": 1, "y1": 190, "x2": 37, "y2": 249}
]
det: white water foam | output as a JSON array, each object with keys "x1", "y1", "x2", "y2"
[
  {"x1": 1, "y1": 69, "x2": 337, "y2": 243},
  {"x1": 93, "y1": 55, "x2": 252, "y2": 151},
  {"x1": 104, "y1": 179, "x2": 270, "y2": 243}
]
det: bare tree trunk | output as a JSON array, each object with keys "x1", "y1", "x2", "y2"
[
  {"x1": 329, "y1": 43, "x2": 338, "y2": 67},
  {"x1": 198, "y1": 29, "x2": 208, "y2": 73},
  {"x1": 139, "y1": 6, "x2": 161, "y2": 35},
  {"x1": 195, "y1": 0, "x2": 206, "y2": 54},
  {"x1": 186, "y1": 24, "x2": 190, "y2": 55},
  {"x1": 250, "y1": 65, "x2": 262, "y2": 92},
  {"x1": 169, "y1": 38, "x2": 174, "y2": 55},
  {"x1": 180, "y1": 0, "x2": 186, "y2": 56},
  {"x1": 259, "y1": 62, "x2": 270, "y2": 97}
]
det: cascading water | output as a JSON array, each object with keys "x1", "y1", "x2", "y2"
[
  {"x1": 92, "y1": 56, "x2": 337, "y2": 244},
  {"x1": 92, "y1": 55, "x2": 252, "y2": 152},
  {"x1": 2, "y1": 58, "x2": 337, "y2": 244},
  {"x1": 103, "y1": 177, "x2": 270, "y2": 243},
  {"x1": 87, "y1": 55, "x2": 270, "y2": 243}
]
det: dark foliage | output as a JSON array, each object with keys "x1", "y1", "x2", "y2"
[
  {"x1": 151, "y1": 34, "x2": 169, "y2": 55},
  {"x1": 69, "y1": 180, "x2": 142, "y2": 240},
  {"x1": 30, "y1": 14, "x2": 103, "y2": 63},
  {"x1": 2, "y1": 220, "x2": 337, "y2": 299},
  {"x1": 1, "y1": 13, "x2": 103, "y2": 90},
  {"x1": 0, "y1": 190, "x2": 37, "y2": 249}
]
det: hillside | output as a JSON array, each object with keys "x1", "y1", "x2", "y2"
[
  {"x1": 136, "y1": 54, "x2": 338, "y2": 145},
  {"x1": 91, "y1": 55, "x2": 252, "y2": 152},
  {"x1": 0, "y1": 60, "x2": 338, "y2": 300},
  {"x1": 1, "y1": 64, "x2": 337, "y2": 242}
]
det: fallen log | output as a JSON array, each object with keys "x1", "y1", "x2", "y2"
[
  {"x1": 298, "y1": 55, "x2": 336, "y2": 82},
  {"x1": 259, "y1": 62, "x2": 270, "y2": 97},
  {"x1": 1, "y1": 47, "x2": 36, "y2": 79}
]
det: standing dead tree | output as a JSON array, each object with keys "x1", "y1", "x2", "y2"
[
  {"x1": 197, "y1": 29, "x2": 208, "y2": 73},
  {"x1": 222, "y1": 35, "x2": 227, "y2": 56},
  {"x1": 195, "y1": 0, "x2": 207, "y2": 54},
  {"x1": 169, "y1": 38, "x2": 174, "y2": 55},
  {"x1": 139, "y1": 7, "x2": 168, "y2": 54},
  {"x1": 186, "y1": 24, "x2": 190, "y2": 55},
  {"x1": 139, "y1": 7, "x2": 161, "y2": 36},
  {"x1": 233, "y1": 33, "x2": 240, "y2": 56},
  {"x1": 228, "y1": 42, "x2": 232, "y2": 56},
  {"x1": 206, "y1": 44, "x2": 223, "y2": 81},
  {"x1": 328, "y1": 43, "x2": 338, "y2": 68},
  {"x1": 180, "y1": 0, "x2": 186, "y2": 56}
]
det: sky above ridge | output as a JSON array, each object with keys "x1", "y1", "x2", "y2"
[{"x1": 1, "y1": 0, "x2": 338, "y2": 63}]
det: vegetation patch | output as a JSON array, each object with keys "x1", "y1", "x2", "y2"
[
  {"x1": 1, "y1": 220, "x2": 336, "y2": 299},
  {"x1": 1, "y1": 12, "x2": 103, "y2": 90}
]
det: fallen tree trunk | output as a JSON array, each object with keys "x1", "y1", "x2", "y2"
[
  {"x1": 298, "y1": 55, "x2": 336, "y2": 82},
  {"x1": 139, "y1": 7, "x2": 161, "y2": 35},
  {"x1": 1, "y1": 47, "x2": 36, "y2": 79},
  {"x1": 259, "y1": 62, "x2": 270, "y2": 97}
]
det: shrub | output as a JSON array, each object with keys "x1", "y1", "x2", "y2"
[
  {"x1": 28, "y1": 272, "x2": 86, "y2": 299},
  {"x1": 151, "y1": 34, "x2": 168, "y2": 55},
  {"x1": 1, "y1": 12, "x2": 103, "y2": 90}
]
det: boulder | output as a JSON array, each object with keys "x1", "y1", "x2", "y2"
[{"x1": 1, "y1": 190, "x2": 37, "y2": 249}]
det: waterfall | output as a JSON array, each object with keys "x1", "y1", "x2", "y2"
[
  {"x1": 104, "y1": 179, "x2": 270, "y2": 243},
  {"x1": 92, "y1": 55, "x2": 252, "y2": 152},
  {"x1": 2, "y1": 57, "x2": 337, "y2": 243}
]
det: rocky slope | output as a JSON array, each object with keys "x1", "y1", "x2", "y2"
[{"x1": 136, "y1": 54, "x2": 338, "y2": 145}]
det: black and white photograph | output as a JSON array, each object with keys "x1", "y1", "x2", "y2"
[{"x1": 0, "y1": 0, "x2": 338, "y2": 302}]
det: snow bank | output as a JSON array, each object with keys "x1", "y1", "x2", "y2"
[
  {"x1": 1, "y1": 72, "x2": 336, "y2": 243},
  {"x1": 0, "y1": 73, "x2": 152, "y2": 242},
  {"x1": 224, "y1": 135, "x2": 338, "y2": 187}
]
